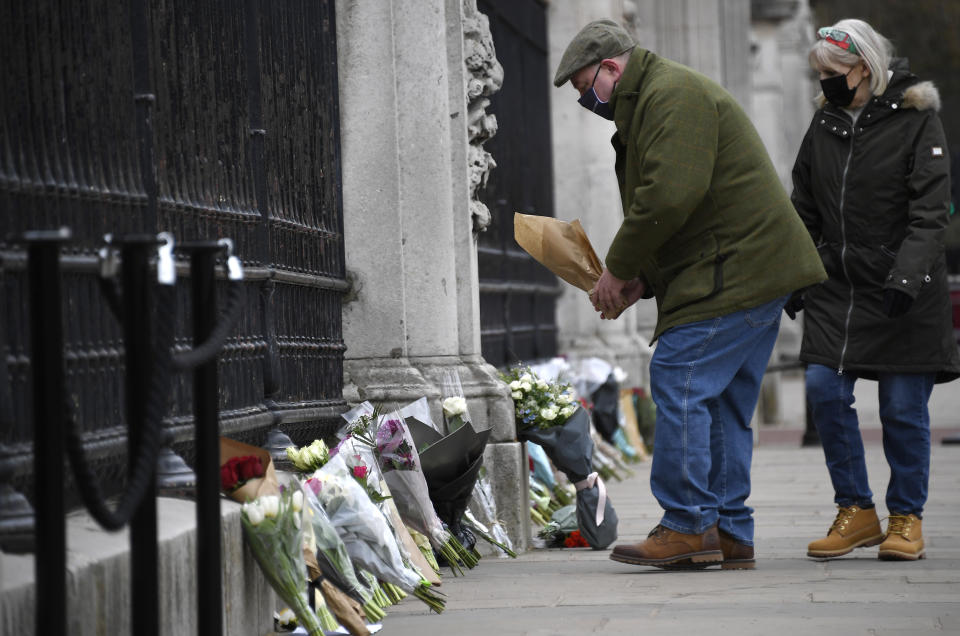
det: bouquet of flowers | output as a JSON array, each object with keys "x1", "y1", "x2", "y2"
[
  {"x1": 220, "y1": 437, "x2": 278, "y2": 504},
  {"x1": 464, "y1": 472, "x2": 516, "y2": 558},
  {"x1": 221, "y1": 455, "x2": 264, "y2": 494},
  {"x1": 502, "y1": 367, "x2": 578, "y2": 431},
  {"x1": 334, "y1": 434, "x2": 442, "y2": 586},
  {"x1": 299, "y1": 480, "x2": 385, "y2": 623},
  {"x1": 240, "y1": 488, "x2": 325, "y2": 636},
  {"x1": 286, "y1": 439, "x2": 331, "y2": 473},
  {"x1": 343, "y1": 402, "x2": 476, "y2": 572},
  {"x1": 440, "y1": 369, "x2": 471, "y2": 433},
  {"x1": 504, "y1": 367, "x2": 619, "y2": 550},
  {"x1": 309, "y1": 454, "x2": 445, "y2": 613}
]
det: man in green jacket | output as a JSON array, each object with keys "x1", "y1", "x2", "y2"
[{"x1": 555, "y1": 19, "x2": 826, "y2": 569}]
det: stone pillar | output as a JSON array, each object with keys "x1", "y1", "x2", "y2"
[
  {"x1": 750, "y1": 0, "x2": 817, "y2": 414},
  {"x1": 336, "y1": 0, "x2": 526, "y2": 551}
]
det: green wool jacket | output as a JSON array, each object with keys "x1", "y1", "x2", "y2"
[{"x1": 606, "y1": 48, "x2": 826, "y2": 341}]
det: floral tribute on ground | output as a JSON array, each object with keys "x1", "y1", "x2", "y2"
[{"x1": 503, "y1": 365, "x2": 620, "y2": 550}]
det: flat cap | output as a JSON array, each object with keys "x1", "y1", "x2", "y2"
[{"x1": 553, "y1": 19, "x2": 636, "y2": 88}]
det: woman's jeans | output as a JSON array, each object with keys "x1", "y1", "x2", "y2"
[
  {"x1": 805, "y1": 363, "x2": 935, "y2": 517},
  {"x1": 649, "y1": 296, "x2": 786, "y2": 546}
]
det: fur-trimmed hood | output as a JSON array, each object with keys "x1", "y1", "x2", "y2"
[{"x1": 901, "y1": 80, "x2": 941, "y2": 111}]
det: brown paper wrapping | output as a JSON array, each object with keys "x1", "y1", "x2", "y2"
[
  {"x1": 514, "y1": 213, "x2": 603, "y2": 292},
  {"x1": 514, "y1": 212, "x2": 626, "y2": 318},
  {"x1": 319, "y1": 579, "x2": 370, "y2": 636},
  {"x1": 219, "y1": 437, "x2": 280, "y2": 503}
]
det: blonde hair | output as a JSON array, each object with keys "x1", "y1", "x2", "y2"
[{"x1": 809, "y1": 19, "x2": 894, "y2": 96}]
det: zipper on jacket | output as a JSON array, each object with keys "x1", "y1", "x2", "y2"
[{"x1": 835, "y1": 117, "x2": 856, "y2": 375}]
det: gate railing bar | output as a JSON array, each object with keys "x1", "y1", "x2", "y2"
[
  {"x1": 177, "y1": 238, "x2": 245, "y2": 636},
  {"x1": 121, "y1": 235, "x2": 164, "y2": 636},
  {"x1": 25, "y1": 227, "x2": 72, "y2": 636},
  {"x1": 20, "y1": 229, "x2": 246, "y2": 636}
]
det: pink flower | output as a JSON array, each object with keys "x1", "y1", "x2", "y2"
[
  {"x1": 305, "y1": 478, "x2": 322, "y2": 495},
  {"x1": 352, "y1": 465, "x2": 368, "y2": 480}
]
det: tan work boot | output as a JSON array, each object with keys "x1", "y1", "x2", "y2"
[
  {"x1": 610, "y1": 524, "x2": 723, "y2": 569},
  {"x1": 878, "y1": 514, "x2": 925, "y2": 561},
  {"x1": 807, "y1": 505, "x2": 884, "y2": 559}
]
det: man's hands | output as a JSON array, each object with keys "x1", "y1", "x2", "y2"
[{"x1": 589, "y1": 269, "x2": 647, "y2": 319}]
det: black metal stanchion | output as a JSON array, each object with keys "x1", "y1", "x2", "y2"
[
  {"x1": 25, "y1": 228, "x2": 71, "y2": 636},
  {"x1": 182, "y1": 241, "x2": 225, "y2": 636},
  {"x1": 121, "y1": 235, "x2": 161, "y2": 636}
]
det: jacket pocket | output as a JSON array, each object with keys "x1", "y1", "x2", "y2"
[{"x1": 660, "y1": 232, "x2": 727, "y2": 315}]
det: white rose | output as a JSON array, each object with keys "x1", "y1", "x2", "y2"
[
  {"x1": 540, "y1": 408, "x2": 558, "y2": 421},
  {"x1": 308, "y1": 440, "x2": 328, "y2": 466},
  {"x1": 560, "y1": 405, "x2": 575, "y2": 417},
  {"x1": 261, "y1": 495, "x2": 280, "y2": 519},
  {"x1": 536, "y1": 380, "x2": 548, "y2": 390},
  {"x1": 291, "y1": 490, "x2": 303, "y2": 513},
  {"x1": 277, "y1": 608, "x2": 297, "y2": 627},
  {"x1": 557, "y1": 393, "x2": 573, "y2": 405},
  {"x1": 511, "y1": 391, "x2": 522, "y2": 400},
  {"x1": 442, "y1": 396, "x2": 467, "y2": 417},
  {"x1": 520, "y1": 382, "x2": 532, "y2": 392},
  {"x1": 242, "y1": 500, "x2": 265, "y2": 526},
  {"x1": 520, "y1": 373, "x2": 533, "y2": 383},
  {"x1": 509, "y1": 380, "x2": 521, "y2": 390}
]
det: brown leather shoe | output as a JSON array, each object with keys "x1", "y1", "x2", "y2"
[
  {"x1": 610, "y1": 524, "x2": 723, "y2": 569},
  {"x1": 719, "y1": 529, "x2": 755, "y2": 570}
]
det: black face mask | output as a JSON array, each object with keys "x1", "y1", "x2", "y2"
[
  {"x1": 578, "y1": 66, "x2": 616, "y2": 120},
  {"x1": 820, "y1": 69, "x2": 862, "y2": 108}
]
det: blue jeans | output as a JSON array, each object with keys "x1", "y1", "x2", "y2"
[
  {"x1": 649, "y1": 296, "x2": 787, "y2": 545},
  {"x1": 805, "y1": 364, "x2": 935, "y2": 516}
]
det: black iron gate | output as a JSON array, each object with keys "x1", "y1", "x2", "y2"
[
  {"x1": 476, "y1": 0, "x2": 560, "y2": 369},
  {"x1": 0, "y1": 0, "x2": 346, "y2": 512}
]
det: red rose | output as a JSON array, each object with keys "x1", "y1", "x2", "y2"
[
  {"x1": 238, "y1": 456, "x2": 264, "y2": 481},
  {"x1": 352, "y1": 465, "x2": 368, "y2": 480},
  {"x1": 220, "y1": 461, "x2": 239, "y2": 491},
  {"x1": 563, "y1": 531, "x2": 589, "y2": 548}
]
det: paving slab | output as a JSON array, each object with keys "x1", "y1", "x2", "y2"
[{"x1": 381, "y1": 444, "x2": 960, "y2": 635}]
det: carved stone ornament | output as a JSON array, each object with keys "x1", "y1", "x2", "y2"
[{"x1": 462, "y1": 0, "x2": 503, "y2": 233}]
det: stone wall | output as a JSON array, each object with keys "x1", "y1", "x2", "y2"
[{"x1": 1, "y1": 498, "x2": 274, "y2": 636}]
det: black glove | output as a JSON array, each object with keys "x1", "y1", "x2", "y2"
[
  {"x1": 784, "y1": 290, "x2": 805, "y2": 320},
  {"x1": 882, "y1": 288, "x2": 914, "y2": 318}
]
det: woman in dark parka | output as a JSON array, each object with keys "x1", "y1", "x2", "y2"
[{"x1": 790, "y1": 18, "x2": 959, "y2": 562}]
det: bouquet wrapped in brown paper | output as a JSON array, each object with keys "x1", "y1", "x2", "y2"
[
  {"x1": 513, "y1": 213, "x2": 627, "y2": 318},
  {"x1": 220, "y1": 437, "x2": 280, "y2": 503}
]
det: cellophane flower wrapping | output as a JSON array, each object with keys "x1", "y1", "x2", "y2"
[
  {"x1": 440, "y1": 369, "x2": 471, "y2": 433},
  {"x1": 335, "y1": 433, "x2": 440, "y2": 585},
  {"x1": 310, "y1": 454, "x2": 423, "y2": 593},
  {"x1": 240, "y1": 489, "x2": 323, "y2": 636},
  {"x1": 342, "y1": 403, "x2": 464, "y2": 565},
  {"x1": 299, "y1": 479, "x2": 376, "y2": 612}
]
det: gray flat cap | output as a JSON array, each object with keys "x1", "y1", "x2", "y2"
[{"x1": 553, "y1": 19, "x2": 636, "y2": 88}]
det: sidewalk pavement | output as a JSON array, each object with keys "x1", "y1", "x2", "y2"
[{"x1": 383, "y1": 443, "x2": 960, "y2": 635}]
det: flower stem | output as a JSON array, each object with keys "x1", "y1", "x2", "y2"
[
  {"x1": 471, "y1": 526, "x2": 517, "y2": 558},
  {"x1": 413, "y1": 583, "x2": 446, "y2": 614}
]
